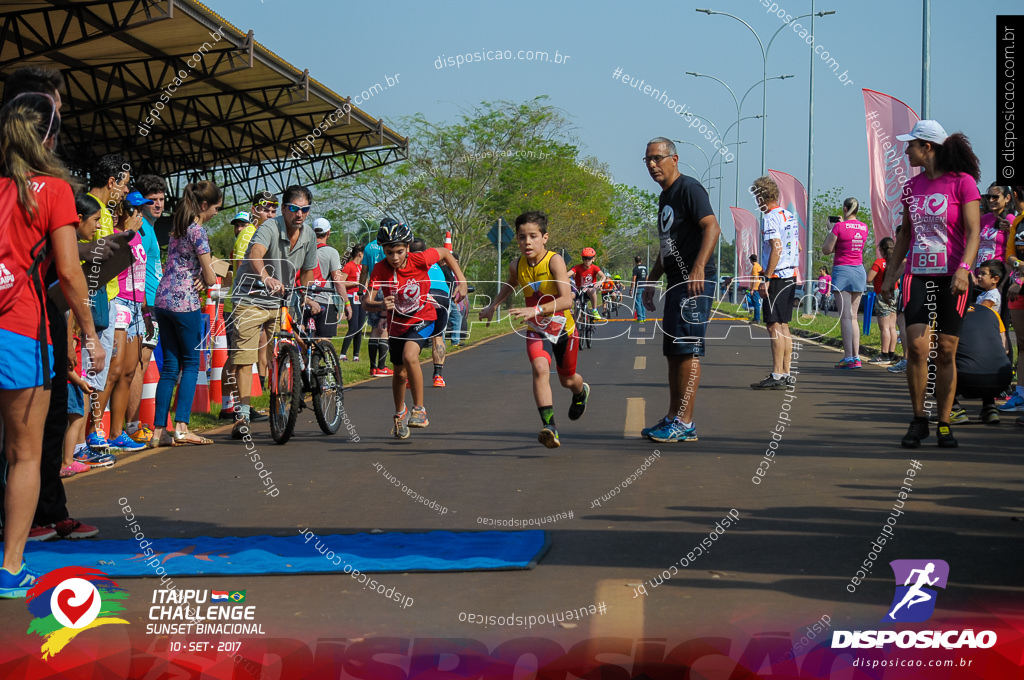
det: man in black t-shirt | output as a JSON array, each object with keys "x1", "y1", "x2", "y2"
[
  {"x1": 640, "y1": 137, "x2": 721, "y2": 443},
  {"x1": 631, "y1": 255, "x2": 649, "y2": 322}
]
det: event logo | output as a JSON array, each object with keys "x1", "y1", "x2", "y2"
[
  {"x1": 25, "y1": 567, "x2": 129, "y2": 659},
  {"x1": 659, "y1": 206, "x2": 673, "y2": 233},
  {"x1": 832, "y1": 558, "x2": 995, "y2": 650},
  {"x1": 923, "y1": 193, "x2": 948, "y2": 217},
  {"x1": 884, "y1": 559, "x2": 949, "y2": 623}
]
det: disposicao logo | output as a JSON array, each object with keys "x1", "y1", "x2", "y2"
[
  {"x1": 25, "y1": 567, "x2": 129, "y2": 659},
  {"x1": 832, "y1": 559, "x2": 997, "y2": 650},
  {"x1": 884, "y1": 559, "x2": 948, "y2": 623}
]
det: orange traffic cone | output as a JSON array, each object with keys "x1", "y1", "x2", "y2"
[
  {"x1": 444, "y1": 230, "x2": 453, "y2": 250},
  {"x1": 250, "y1": 364, "x2": 263, "y2": 397},
  {"x1": 209, "y1": 302, "x2": 228, "y2": 409},
  {"x1": 138, "y1": 359, "x2": 159, "y2": 427},
  {"x1": 192, "y1": 349, "x2": 211, "y2": 414}
]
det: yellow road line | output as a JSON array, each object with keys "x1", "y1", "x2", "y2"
[
  {"x1": 636, "y1": 338, "x2": 645, "y2": 345},
  {"x1": 590, "y1": 579, "x2": 644, "y2": 639},
  {"x1": 633, "y1": 356, "x2": 646, "y2": 370},
  {"x1": 624, "y1": 397, "x2": 645, "y2": 439}
]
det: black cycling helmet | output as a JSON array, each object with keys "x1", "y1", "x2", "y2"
[
  {"x1": 380, "y1": 217, "x2": 399, "y2": 228},
  {"x1": 377, "y1": 221, "x2": 413, "y2": 246}
]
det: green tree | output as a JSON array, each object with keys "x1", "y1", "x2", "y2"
[{"x1": 812, "y1": 187, "x2": 876, "y2": 277}]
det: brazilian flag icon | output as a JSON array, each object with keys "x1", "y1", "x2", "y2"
[{"x1": 229, "y1": 591, "x2": 246, "y2": 602}]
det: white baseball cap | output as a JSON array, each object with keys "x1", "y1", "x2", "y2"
[
  {"x1": 231, "y1": 211, "x2": 251, "y2": 224},
  {"x1": 896, "y1": 120, "x2": 948, "y2": 145},
  {"x1": 312, "y1": 217, "x2": 331, "y2": 235}
]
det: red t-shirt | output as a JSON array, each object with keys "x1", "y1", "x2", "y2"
[
  {"x1": 368, "y1": 250, "x2": 440, "y2": 335},
  {"x1": 870, "y1": 258, "x2": 887, "y2": 294},
  {"x1": 570, "y1": 264, "x2": 602, "y2": 289},
  {"x1": 341, "y1": 260, "x2": 362, "y2": 299},
  {"x1": 0, "y1": 176, "x2": 77, "y2": 343}
]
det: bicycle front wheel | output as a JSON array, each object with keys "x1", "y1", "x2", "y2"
[
  {"x1": 270, "y1": 343, "x2": 302, "y2": 444},
  {"x1": 311, "y1": 340, "x2": 344, "y2": 435}
]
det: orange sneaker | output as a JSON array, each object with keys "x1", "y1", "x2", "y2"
[{"x1": 432, "y1": 375, "x2": 446, "y2": 388}]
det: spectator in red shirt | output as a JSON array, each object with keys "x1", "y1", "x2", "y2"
[
  {"x1": 0, "y1": 92, "x2": 102, "y2": 598},
  {"x1": 868, "y1": 237, "x2": 898, "y2": 365}
]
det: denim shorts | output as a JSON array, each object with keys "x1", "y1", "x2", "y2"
[
  {"x1": 114, "y1": 298, "x2": 146, "y2": 338},
  {"x1": 661, "y1": 280, "x2": 714, "y2": 357},
  {"x1": 68, "y1": 382, "x2": 86, "y2": 416},
  {"x1": 0, "y1": 328, "x2": 54, "y2": 389}
]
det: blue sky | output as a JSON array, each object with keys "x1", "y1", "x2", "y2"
[{"x1": 205, "y1": 0, "x2": 1015, "y2": 241}]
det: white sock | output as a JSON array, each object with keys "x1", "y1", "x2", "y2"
[{"x1": 772, "y1": 373, "x2": 783, "y2": 380}]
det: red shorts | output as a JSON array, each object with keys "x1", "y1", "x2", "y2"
[{"x1": 526, "y1": 329, "x2": 578, "y2": 378}]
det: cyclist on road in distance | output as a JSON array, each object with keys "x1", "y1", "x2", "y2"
[
  {"x1": 600, "y1": 275, "x2": 616, "y2": 316},
  {"x1": 569, "y1": 247, "x2": 607, "y2": 320},
  {"x1": 364, "y1": 222, "x2": 467, "y2": 439},
  {"x1": 479, "y1": 211, "x2": 590, "y2": 449}
]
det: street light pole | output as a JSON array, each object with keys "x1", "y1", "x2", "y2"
[{"x1": 922, "y1": 0, "x2": 931, "y2": 118}]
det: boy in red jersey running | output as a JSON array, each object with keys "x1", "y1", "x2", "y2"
[
  {"x1": 480, "y1": 211, "x2": 590, "y2": 448},
  {"x1": 364, "y1": 222, "x2": 466, "y2": 438},
  {"x1": 569, "y1": 247, "x2": 607, "y2": 320}
]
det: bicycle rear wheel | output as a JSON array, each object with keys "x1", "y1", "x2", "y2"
[
  {"x1": 311, "y1": 340, "x2": 344, "y2": 434},
  {"x1": 270, "y1": 343, "x2": 302, "y2": 444}
]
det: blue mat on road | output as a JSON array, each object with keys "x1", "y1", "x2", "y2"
[{"x1": 19, "y1": 531, "x2": 549, "y2": 577}]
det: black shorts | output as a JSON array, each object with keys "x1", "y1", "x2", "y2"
[
  {"x1": 388, "y1": 321, "x2": 437, "y2": 365},
  {"x1": 764, "y1": 277, "x2": 796, "y2": 325},
  {"x1": 431, "y1": 291, "x2": 450, "y2": 339},
  {"x1": 661, "y1": 280, "x2": 713, "y2": 357},
  {"x1": 902, "y1": 274, "x2": 969, "y2": 336}
]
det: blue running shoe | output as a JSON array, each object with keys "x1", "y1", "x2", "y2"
[
  {"x1": 641, "y1": 417, "x2": 671, "y2": 440},
  {"x1": 74, "y1": 447, "x2": 116, "y2": 467},
  {"x1": 0, "y1": 563, "x2": 40, "y2": 598},
  {"x1": 108, "y1": 432, "x2": 146, "y2": 452},
  {"x1": 647, "y1": 420, "x2": 698, "y2": 443},
  {"x1": 85, "y1": 431, "x2": 109, "y2": 450},
  {"x1": 998, "y1": 393, "x2": 1024, "y2": 412}
]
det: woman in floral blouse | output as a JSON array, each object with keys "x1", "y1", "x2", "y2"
[{"x1": 152, "y1": 181, "x2": 220, "y2": 446}]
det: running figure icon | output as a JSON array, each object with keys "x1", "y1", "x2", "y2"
[{"x1": 887, "y1": 562, "x2": 939, "y2": 620}]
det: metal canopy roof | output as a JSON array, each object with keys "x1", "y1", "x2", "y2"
[{"x1": 0, "y1": 0, "x2": 408, "y2": 208}]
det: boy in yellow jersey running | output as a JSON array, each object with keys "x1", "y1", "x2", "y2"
[{"x1": 479, "y1": 211, "x2": 590, "y2": 448}]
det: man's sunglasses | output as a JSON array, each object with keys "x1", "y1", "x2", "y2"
[{"x1": 284, "y1": 203, "x2": 311, "y2": 214}]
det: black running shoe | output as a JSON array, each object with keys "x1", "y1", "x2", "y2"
[
  {"x1": 250, "y1": 408, "x2": 269, "y2": 423},
  {"x1": 751, "y1": 374, "x2": 787, "y2": 390},
  {"x1": 936, "y1": 423, "x2": 958, "y2": 448},
  {"x1": 901, "y1": 417, "x2": 929, "y2": 448},
  {"x1": 568, "y1": 383, "x2": 590, "y2": 421},
  {"x1": 218, "y1": 408, "x2": 236, "y2": 421}
]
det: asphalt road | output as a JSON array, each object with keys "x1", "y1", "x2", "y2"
[{"x1": 3, "y1": 306, "x2": 1021, "y2": 678}]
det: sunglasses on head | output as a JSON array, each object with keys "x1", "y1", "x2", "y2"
[{"x1": 284, "y1": 203, "x2": 311, "y2": 214}]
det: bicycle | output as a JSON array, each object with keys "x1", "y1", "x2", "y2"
[
  {"x1": 573, "y1": 288, "x2": 595, "y2": 350},
  {"x1": 253, "y1": 282, "x2": 345, "y2": 444}
]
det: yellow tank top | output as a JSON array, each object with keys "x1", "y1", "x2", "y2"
[{"x1": 515, "y1": 250, "x2": 574, "y2": 335}]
